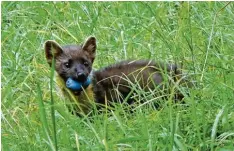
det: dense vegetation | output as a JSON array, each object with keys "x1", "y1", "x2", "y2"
[{"x1": 1, "y1": 2, "x2": 234, "y2": 150}]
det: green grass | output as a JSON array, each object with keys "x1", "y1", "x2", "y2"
[{"x1": 1, "y1": 1, "x2": 234, "y2": 150}]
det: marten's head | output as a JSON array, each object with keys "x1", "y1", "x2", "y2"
[{"x1": 44, "y1": 37, "x2": 96, "y2": 84}]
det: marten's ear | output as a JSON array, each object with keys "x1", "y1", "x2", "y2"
[
  {"x1": 44, "y1": 40, "x2": 63, "y2": 66},
  {"x1": 82, "y1": 37, "x2": 96, "y2": 62}
]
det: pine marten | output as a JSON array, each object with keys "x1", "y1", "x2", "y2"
[{"x1": 44, "y1": 37, "x2": 189, "y2": 115}]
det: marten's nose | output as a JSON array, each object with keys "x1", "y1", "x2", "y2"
[{"x1": 77, "y1": 72, "x2": 86, "y2": 82}]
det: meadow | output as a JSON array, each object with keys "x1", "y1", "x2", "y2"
[{"x1": 1, "y1": 1, "x2": 234, "y2": 150}]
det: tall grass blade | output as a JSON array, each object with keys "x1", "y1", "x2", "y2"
[
  {"x1": 50, "y1": 56, "x2": 58, "y2": 151},
  {"x1": 36, "y1": 83, "x2": 56, "y2": 151},
  {"x1": 211, "y1": 107, "x2": 225, "y2": 151}
]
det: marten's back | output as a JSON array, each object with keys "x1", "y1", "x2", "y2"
[{"x1": 92, "y1": 60, "x2": 183, "y2": 104}]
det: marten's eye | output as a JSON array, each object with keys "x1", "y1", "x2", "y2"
[
  {"x1": 64, "y1": 60, "x2": 71, "y2": 68},
  {"x1": 83, "y1": 61, "x2": 89, "y2": 66}
]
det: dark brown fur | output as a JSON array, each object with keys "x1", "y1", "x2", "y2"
[
  {"x1": 44, "y1": 37, "x2": 187, "y2": 111},
  {"x1": 93, "y1": 60, "x2": 184, "y2": 105}
]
